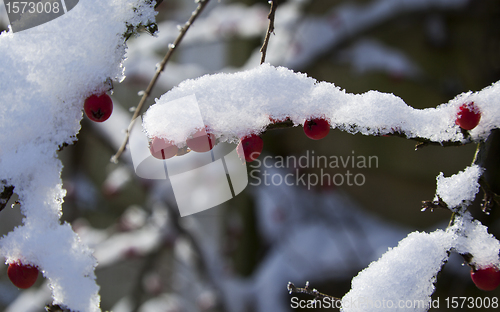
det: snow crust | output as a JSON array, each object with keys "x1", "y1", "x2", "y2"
[
  {"x1": 450, "y1": 214, "x2": 500, "y2": 269},
  {"x1": 435, "y1": 165, "x2": 483, "y2": 209},
  {"x1": 341, "y1": 230, "x2": 453, "y2": 312},
  {"x1": 0, "y1": 0, "x2": 156, "y2": 311},
  {"x1": 143, "y1": 64, "x2": 500, "y2": 146},
  {"x1": 341, "y1": 213, "x2": 500, "y2": 312}
]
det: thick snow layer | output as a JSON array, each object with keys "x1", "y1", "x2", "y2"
[
  {"x1": 450, "y1": 213, "x2": 500, "y2": 269},
  {"x1": 341, "y1": 214, "x2": 500, "y2": 312},
  {"x1": 341, "y1": 230, "x2": 453, "y2": 312},
  {"x1": 0, "y1": 0, "x2": 156, "y2": 311},
  {"x1": 435, "y1": 165, "x2": 483, "y2": 209},
  {"x1": 143, "y1": 64, "x2": 500, "y2": 146}
]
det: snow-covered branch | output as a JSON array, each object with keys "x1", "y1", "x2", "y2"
[{"x1": 143, "y1": 64, "x2": 499, "y2": 147}]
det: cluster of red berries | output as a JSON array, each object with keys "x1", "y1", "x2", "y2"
[
  {"x1": 272, "y1": 116, "x2": 331, "y2": 140},
  {"x1": 84, "y1": 93, "x2": 113, "y2": 122},
  {"x1": 470, "y1": 265, "x2": 500, "y2": 291},
  {"x1": 148, "y1": 116, "x2": 333, "y2": 163},
  {"x1": 7, "y1": 261, "x2": 39, "y2": 289},
  {"x1": 237, "y1": 117, "x2": 330, "y2": 162},
  {"x1": 148, "y1": 100, "x2": 480, "y2": 163},
  {"x1": 149, "y1": 128, "x2": 265, "y2": 163},
  {"x1": 149, "y1": 127, "x2": 218, "y2": 160}
]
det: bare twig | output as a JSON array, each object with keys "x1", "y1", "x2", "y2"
[
  {"x1": 111, "y1": 0, "x2": 211, "y2": 163},
  {"x1": 421, "y1": 196, "x2": 448, "y2": 212},
  {"x1": 45, "y1": 304, "x2": 71, "y2": 312},
  {"x1": 473, "y1": 130, "x2": 500, "y2": 214},
  {"x1": 260, "y1": 0, "x2": 278, "y2": 64},
  {"x1": 480, "y1": 184, "x2": 500, "y2": 214},
  {"x1": 287, "y1": 281, "x2": 341, "y2": 303},
  {"x1": 0, "y1": 182, "x2": 14, "y2": 213}
]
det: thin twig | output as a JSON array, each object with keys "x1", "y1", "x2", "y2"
[
  {"x1": 154, "y1": 0, "x2": 163, "y2": 9},
  {"x1": 260, "y1": 0, "x2": 278, "y2": 64},
  {"x1": 0, "y1": 183, "x2": 14, "y2": 213},
  {"x1": 287, "y1": 281, "x2": 341, "y2": 302},
  {"x1": 421, "y1": 196, "x2": 448, "y2": 212},
  {"x1": 111, "y1": 0, "x2": 211, "y2": 163},
  {"x1": 45, "y1": 304, "x2": 71, "y2": 312}
]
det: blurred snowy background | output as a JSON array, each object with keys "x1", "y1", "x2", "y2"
[{"x1": 1, "y1": 0, "x2": 500, "y2": 311}]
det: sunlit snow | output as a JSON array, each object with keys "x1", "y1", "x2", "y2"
[{"x1": 0, "y1": 0, "x2": 156, "y2": 311}]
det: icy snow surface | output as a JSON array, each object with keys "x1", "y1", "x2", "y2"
[
  {"x1": 449, "y1": 213, "x2": 500, "y2": 269},
  {"x1": 341, "y1": 230, "x2": 453, "y2": 312},
  {"x1": 435, "y1": 165, "x2": 483, "y2": 209},
  {"x1": 341, "y1": 213, "x2": 500, "y2": 312},
  {"x1": 0, "y1": 0, "x2": 156, "y2": 311}
]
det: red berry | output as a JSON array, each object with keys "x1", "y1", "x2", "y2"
[
  {"x1": 237, "y1": 134, "x2": 264, "y2": 162},
  {"x1": 149, "y1": 137, "x2": 178, "y2": 160},
  {"x1": 303, "y1": 118, "x2": 330, "y2": 140},
  {"x1": 456, "y1": 102, "x2": 481, "y2": 130},
  {"x1": 84, "y1": 94, "x2": 113, "y2": 122},
  {"x1": 186, "y1": 128, "x2": 216, "y2": 153},
  {"x1": 7, "y1": 261, "x2": 39, "y2": 289},
  {"x1": 471, "y1": 266, "x2": 500, "y2": 291}
]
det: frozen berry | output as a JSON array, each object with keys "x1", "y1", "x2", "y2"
[
  {"x1": 149, "y1": 137, "x2": 178, "y2": 160},
  {"x1": 456, "y1": 102, "x2": 481, "y2": 130},
  {"x1": 7, "y1": 261, "x2": 39, "y2": 289},
  {"x1": 471, "y1": 266, "x2": 500, "y2": 291},
  {"x1": 84, "y1": 93, "x2": 113, "y2": 122},
  {"x1": 304, "y1": 118, "x2": 330, "y2": 140},
  {"x1": 237, "y1": 134, "x2": 264, "y2": 162},
  {"x1": 187, "y1": 128, "x2": 216, "y2": 153}
]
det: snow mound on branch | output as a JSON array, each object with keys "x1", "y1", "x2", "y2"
[
  {"x1": 435, "y1": 165, "x2": 483, "y2": 209},
  {"x1": 450, "y1": 214, "x2": 500, "y2": 269},
  {"x1": 0, "y1": 0, "x2": 156, "y2": 311},
  {"x1": 341, "y1": 230, "x2": 453, "y2": 312},
  {"x1": 143, "y1": 64, "x2": 500, "y2": 146},
  {"x1": 341, "y1": 215, "x2": 500, "y2": 312}
]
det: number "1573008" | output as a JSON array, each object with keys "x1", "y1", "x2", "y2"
[{"x1": 5, "y1": 1, "x2": 61, "y2": 14}]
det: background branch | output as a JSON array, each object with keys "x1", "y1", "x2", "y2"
[
  {"x1": 287, "y1": 281, "x2": 341, "y2": 302},
  {"x1": 260, "y1": 0, "x2": 278, "y2": 65}
]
